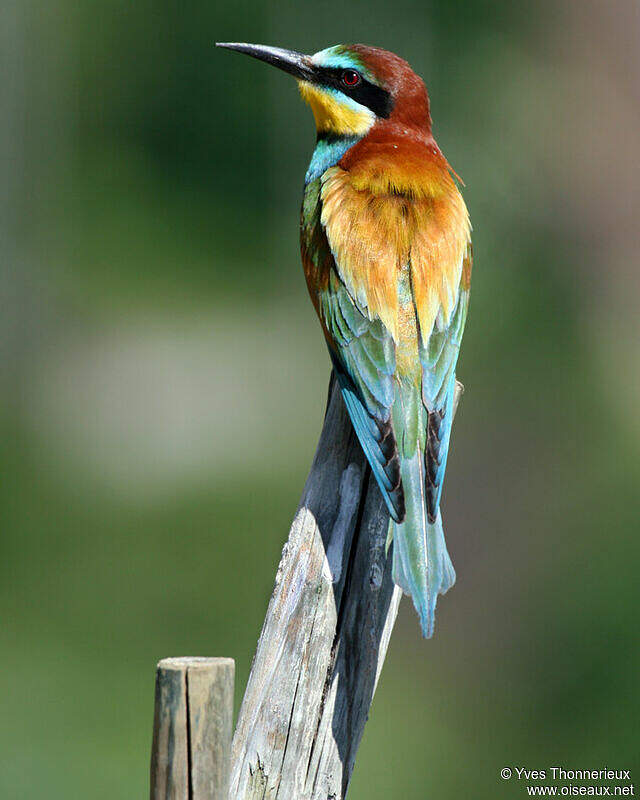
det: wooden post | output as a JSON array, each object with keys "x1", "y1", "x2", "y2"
[
  {"x1": 229, "y1": 376, "x2": 463, "y2": 800},
  {"x1": 150, "y1": 657, "x2": 234, "y2": 800}
]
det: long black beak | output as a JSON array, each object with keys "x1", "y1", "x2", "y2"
[{"x1": 216, "y1": 42, "x2": 315, "y2": 82}]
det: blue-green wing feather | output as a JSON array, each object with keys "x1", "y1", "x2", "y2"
[
  {"x1": 420, "y1": 261, "x2": 470, "y2": 521},
  {"x1": 302, "y1": 169, "x2": 471, "y2": 638},
  {"x1": 319, "y1": 271, "x2": 404, "y2": 521},
  {"x1": 302, "y1": 175, "x2": 403, "y2": 521}
]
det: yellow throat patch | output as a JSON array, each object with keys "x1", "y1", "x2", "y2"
[{"x1": 298, "y1": 81, "x2": 375, "y2": 136}]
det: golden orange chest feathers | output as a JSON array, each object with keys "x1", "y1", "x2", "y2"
[{"x1": 316, "y1": 138, "x2": 471, "y2": 348}]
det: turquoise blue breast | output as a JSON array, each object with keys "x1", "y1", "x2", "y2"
[{"x1": 305, "y1": 135, "x2": 362, "y2": 183}]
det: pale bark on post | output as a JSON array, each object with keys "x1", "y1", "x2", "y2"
[
  {"x1": 230, "y1": 375, "x2": 463, "y2": 800},
  {"x1": 150, "y1": 656, "x2": 234, "y2": 800}
]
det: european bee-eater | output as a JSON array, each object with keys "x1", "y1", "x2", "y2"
[{"x1": 218, "y1": 42, "x2": 472, "y2": 638}]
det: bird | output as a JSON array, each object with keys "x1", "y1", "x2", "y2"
[{"x1": 217, "y1": 42, "x2": 472, "y2": 638}]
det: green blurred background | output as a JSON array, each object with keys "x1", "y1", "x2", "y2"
[{"x1": 2, "y1": 0, "x2": 639, "y2": 797}]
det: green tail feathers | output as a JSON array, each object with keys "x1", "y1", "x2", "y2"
[
  {"x1": 388, "y1": 378, "x2": 456, "y2": 638},
  {"x1": 390, "y1": 450, "x2": 456, "y2": 638}
]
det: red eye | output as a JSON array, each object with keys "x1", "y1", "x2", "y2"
[{"x1": 341, "y1": 69, "x2": 361, "y2": 87}]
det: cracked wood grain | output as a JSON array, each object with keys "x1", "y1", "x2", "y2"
[
  {"x1": 151, "y1": 657, "x2": 235, "y2": 800},
  {"x1": 230, "y1": 375, "x2": 462, "y2": 800}
]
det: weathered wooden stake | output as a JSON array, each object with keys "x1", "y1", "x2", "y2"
[
  {"x1": 229, "y1": 376, "x2": 463, "y2": 800},
  {"x1": 150, "y1": 657, "x2": 234, "y2": 800}
]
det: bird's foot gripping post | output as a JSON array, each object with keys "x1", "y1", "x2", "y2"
[{"x1": 150, "y1": 376, "x2": 462, "y2": 800}]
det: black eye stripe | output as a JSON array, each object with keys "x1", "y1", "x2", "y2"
[{"x1": 312, "y1": 66, "x2": 393, "y2": 119}]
